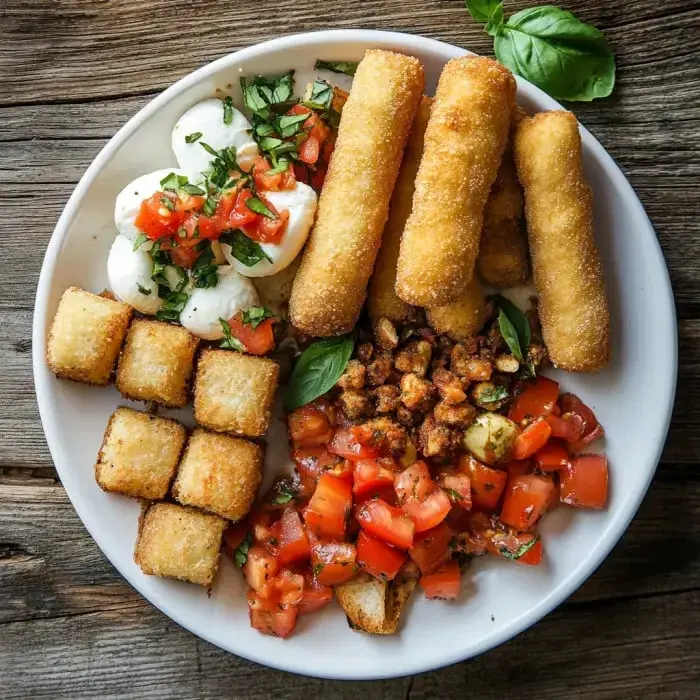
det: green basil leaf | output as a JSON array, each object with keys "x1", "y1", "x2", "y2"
[
  {"x1": 285, "y1": 334, "x2": 355, "y2": 411},
  {"x1": 465, "y1": 0, "x2": 503, "y2": 26},
  {"x1": 304, "y1": 79, "x2": 334, "y2": 111},
  {"x1": 269, "y1": 478, "x2": 298, "y2": 506},
  {"x1": 494, "y1": 6, "x2": 615, "y2": 101},
  {"x1": 181, "y1": 182, "x2": 205, "y2": 196},
  {"x1": 478, "y1": 385, "x2": 509, "y2": 403},
  {"x1": 233, "y1": 532, "x2": 253, "y2": 567},
  {"x1": 494, "y1": 295, "x2": 531, "y2": 351},
  {"x1": 133, "y1": 233, "x2": 148, "y2": 251},
  {"x1": 314, "y1": 59, "x2": 358, "y2": 76},
  {"x1": 498, "y1": 309, "x2": 523, "y2": 362},
  {"x1": 255, "y1": 123, "x2": 275, "y2": 137},
  {"x1": 277, "y1": 112, "x2": 309, "y2": 138},
  {"x1": 223, "y1": 96, "x2": 234, "y2": 125},
  {"x1": 199, "y1": 141, "x2": 219, "y2": 157},
  {"x1": 202, "y1": 195, "x2": 217, "y2": 217},
  {"x1": 259, "y1": 136, "x2": 284, "y2": 151},
  {"x1": 246, "y1": 197, "x2": 276, "y2": 219},
  {"x1": 136, "y1": 283, "x2": 151, "y2": 296},
  {"x1": 219, "y1": 318, "x2": 246, "y2": 352},
  {"x1": 242, "y1": 306, "x2": 275, "y2": 330},
  {"x1": 265, "y1": 158, "x2": 290, "y2": 176},
  {"x1": 159, "y1": 172, "x2": 188, "y2": 191},
  {"x1": 191, "y1": 244, "x2": 219, "y2": 289},
  {"x1": 220, "y1": 229, "x2": 272, "y2": 267},
  {"x1": 160, "y1": 195, "x2": 175, "y2": 212},
  {"x1": 155, "y1": 291, "x2": 189, "y2": 322},
  {"x1": 499, "y1": 535, "x2": 540, "y2": 561},
  {"x1": 185, "y1": 131, "x2": 202, "y2": 144}
]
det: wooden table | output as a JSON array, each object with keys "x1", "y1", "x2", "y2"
[{"x1": 2, "y1": 1, "x2": 699, "y2": 697}]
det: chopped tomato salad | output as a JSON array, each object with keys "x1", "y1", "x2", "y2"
[{"x1": 227, "y1": 378, "x2": 608, "y2": 638}]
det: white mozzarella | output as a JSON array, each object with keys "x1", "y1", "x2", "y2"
[
  {"x1": 222, "y1": 182, "x2": 318, "y2": 278},
  {"x1": 180, "y1": 266, "x2": 259, "y2": 340},
  {"x1": 107, "y1": 234, "x2": 164, "y2": 315},
  {"x1": 114, "y1": 168, "x2": 186, "y2": 242},
  {"x1": 172, "y1": 98, "x2": 259, "y2": 182}
]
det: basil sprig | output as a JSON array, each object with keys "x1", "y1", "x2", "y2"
[
  {"x1": 494, "y1": 295, "x2": 534, "y2": 375},
  {"x1": 156, "y1": 291, "x2": 189, "y2": 322},
  {"x1": 314, "y1": 59, "x2": 358, "y2": 76},
  {"x1": 284, "y1": 334, "x2": 355, "y2": 411},
  {"x1": 191, "y1": 242, "x2": 219, "y2": 289},
  {"x1": 220, "y1": 229, "x2": 272, "y2": 267},
  {"x1": 242, "y1": 306, "x2": 274, "y2": 330},
  {"x1": 465, "y1": 1, "x2": 615, "y2": 101}
]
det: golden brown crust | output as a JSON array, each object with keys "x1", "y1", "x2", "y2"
[
  {"x1": 395, "y1": 56, "x2": 516, "y2": 307},
  {"x1": 134, "y1": 502, "x2": 226, "y2": 587},
  {"x1": 514, "y1": 110, "x2": 610, "y2": 372},
  {"x1": 368, "y1": 96, "x2": 433, "y2": 326},
  {"x1": 46, "y1": 286, "x2": 133, "y2": 386},
  {"x1": 95, "y1": 407, "x2": 186, "y2": 500},
  {"x1": 289, "y1": 49, "x2": 425, "y2": 336},
  {"x1": 193, "y1": 349, "x2": 279, "y2": 437},
  {"x1": 116, "y1": 319, "x2": 200, "y2": 408},
  {"x1": 426, "y1": 276, "x2": 486, "y2": 342},
  {"x1": 172, "y1": 428, "x2": 263, "y2": 521}
]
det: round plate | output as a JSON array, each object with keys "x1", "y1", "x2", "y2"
[{"x1": 32, "y1": 30, "x2": 677, "y2": 680}]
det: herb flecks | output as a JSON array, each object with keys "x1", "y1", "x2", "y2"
[
  {"x1": 314, "y1": 59, "x2": 358, "y2": 76},
  {"x1": 220, "y1": 229, "x2": 272, "y2": 267},
  {"x1": 219, "y1": 318, "x2": 246, "y2": 352},
  {"x1": 223, "y1": 96, "x2": 234, "y2": 125},
  {"x1": 234, "y1": 533, "x2": 253, "y2": 567},
  {"x1": 242, "y1": 306, "x2": 274, "y2": 330},
  {"x1": 191, "y1": 242, "x2": 219, "y2": 289},
  {"x1": 185, "y1": 131, "x2": 203, "y2": 144}
]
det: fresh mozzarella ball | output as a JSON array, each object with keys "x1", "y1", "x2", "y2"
[
  {"x1": 107, "y1": 234, "x2": 164, "y2": 315},
  {"x1": 114, "y1": 168, "x2": 186, "y2": 242},
  {"x1": 172, "y1": 98, "x2": 259, "y2": 182},
  {"x1": 222, "y1": 182, "x2": 318, "y2": 278},
  {"x1": 180, "y1": 266, "x2": 259, "y2": 340}
]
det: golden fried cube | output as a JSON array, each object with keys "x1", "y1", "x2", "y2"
[
  {"x1": 116, "y1": 319, "x2": 199, "y2": 408},
  {"x1": 194, "y1": 349, "x2": 278, "y2": 437},
  {"x1": 95, "y1": 407, "x2": 186, "y2": 500},
  {"x1": 46, "y1": 287, "x2": 132, "y2": 385},
  {"x1": 134, "y1": 502, "x2": 226, "y2": 586},
  {"x1": 172, "y1": 428, "x2": 262, "y2": 521}
]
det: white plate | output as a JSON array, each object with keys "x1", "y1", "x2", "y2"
[{"x1": 32, "y1": 30, "x2": 677, "y2": 680}]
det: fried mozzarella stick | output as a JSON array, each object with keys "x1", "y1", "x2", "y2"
[
  {"x1": 514, "y1": 111, "x2": 610, "y2": 372},
  {"x1": 476, "y1": 144, "x2": 528, "y2": 288},
  {"x1": 368, "y1": 96, "x2": 433, "y2": 326},
  {"x1": 395, "y1": 56, "x2": 516, "y2": 307},
  {"x1": 426, "y1": 276, "x2": 486, "y2": 342},
  {"x1": 289, "y1": 50, "x2": 424, "y2": 336}
]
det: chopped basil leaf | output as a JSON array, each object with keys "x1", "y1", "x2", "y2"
[
  {"x1": 220, "y1": 229, "x2": 272, "y2": 267},
  {"x1": 136, "y1": 283, "x2": 151, "y2": 296},
  {"x1": 499, "y1": 535, "x2": 540, "y2": 561},
  {"x1": 312, "y1": 563, "x2": 324, "y2": 576},
  {"x1": 185, "y1": 131, "x2": 202, "y2": 144},
  {"x1": 242, "y1": 306, "x2": 274, "y2": 330},
  {"x1": 240, "y1": 71, "x2": 298, "y2": 121},
  {"x1": 285, "y1": 333, "x2": 356, "y2": 411},
  {"x1": 277, "y1": 112, "x2": 309, "y2": 138},
  {"x1": 314, "y1": 59, "x2": 358, "y2": 76},
  {"x1": 223, "y1": 96, "x2": 234, "y2": 125},
  {"x1": 191, "y1": 244, "x2": 219, "y2": 288},
  {"x1": 160, "y1": 195, "x2": 176, "y2": 212},
  {"x1": 478, "y1": 385, "x2": 509, "y2": 403},
  {"x1": 494, "y1": 296, "x2": 531, "y2": 364},
  {"x1": 265, "y1": 158, "x2": 290, "y2": 176},
  {"x1": 203, "y1": 145, "x2": 240, "y2": 190},
  {"x1": 233, "y1": 533, "x2": 253, "y2": 567},
  {"x1": 159, "y1": 172, "x2": 188, "y2": 191},
  {"x1": 255, "y1": 123, "x2": 275, "y2": 137},
  {"x1": 304, "y1": 79, "x2": 334, "y2": 111},
  {"x1": 258, "y1": 136, "x2": 284, "y2": 151},
  {"x1": 202, "y1": 195, "x2": 217, "y2": 217},
  {"x1": 133, "y1": 233, "x2": 148, "y2": 251},
  {"x1": 219, "y1": 318, "x2": 246, "y2": 352},
  {"x1": 246, "y1": 197, "x2": 276, "y2": 219},
  {"x1": 181, "y1": 182, "x2": 205, "y2": 196},
  {"x1": 155, "y1": 291, "x2": 189, "y2": 322},
  {"x1": 270, "y1": 486, "x2": 297, "y2": 506},
  {"x1": 199, "y1": 141, "x2": 219, "y2": 157}
]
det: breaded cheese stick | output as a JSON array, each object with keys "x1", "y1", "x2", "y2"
[
  {"x1": 476, "y1": 143, "x2": 529, "y2": 288},
  {"x1": 514, "y1": 111, "x2": 610, "y2": 372},
  {"x1": 395, "y1": 57, "x2": 516, "y2": 307},
  {"x1": 289, "y1": 50, "x2": 424, "y2": 336},
  {"x1": 368, "y1": 96, "x2": 433, "y2": 326},
  {"x1": 426, "y1": 276, "x2": 486, "y2": 342}
]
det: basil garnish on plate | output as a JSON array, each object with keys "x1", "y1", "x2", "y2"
[
  {"x1": 220, "y1": 229, "x2": 272, "y2": 267},
  {"x1": 284, "y1": 334, "x2": 355, "y2": 411},
  {"x1": 314, "y1": 59, "x2": 358, "y2": 76},
  {"x1": 465, "y1": 1, "x2": 615, "y2": 101},
  {"x1": 494, "y1": 294, "x2": 531, "y2": 364}
]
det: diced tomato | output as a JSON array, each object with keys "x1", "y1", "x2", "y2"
[
  {"x1": 559, "y1": 394, "x2": 605, "y2": 452},
  {"x1": 247, "y1": 591, "x2": 298, "y2": 638},
  {"x1": 512, "y1": 419, "x2": 552, "y2": 460},
  {"x1": 225, "y1": 314, "x2": 275, "y2": 356},
  {"x1": 560, "y1": 454, "x2": 608, "y2": 509},
  {"x1": 328, "y1": 428, "x2": 380, "y2": 460},
  {"x1": 303, "y1": 473, "x2": 352, "y2": 540},
  {"x1": 310, "y1": 164, "x2": 327, "y2": 191},
  {"x1": 299, "y1": 135, "x2": 320, "y2": 164},
  {"x1": 419, "y1": 559, "x2": 461, "y2": 600},
  {"x1": 311, "y1": 540, "x2": 357, "y2": 586},
  {"x1": 509, "y1": 376, "x2": 560, "y2": 425},
  {"x1": 252, "y1": 156, "x2": 283, "y2": 191},
  {"x1": 298, "y1": 576, "x2": 333, "y2": 615},
  {"x1": 458, "y1": 455, "x2": 508, "y2": 511},
  {"x1": 506, "y1": 459, "x2": 532, "y2": 478},
  {"x1": 353, "y1": 459, "x2": 396, "y2": 497},
  {"x1": 356, "y1": 498, "x2": 415, "y2": 550},
  {"x1": 500, "y1": 474, "x2": 555, "y2": 530},
  {"x1": 409, "y1": 522, "x2": 453, "y2": 575},
  {"x1": 517, "y1": 538, "x2": 543, "y2": 565},
  {"x1": 356, "y1": 530, "x2": 406, "y2": 581},
  {"x1": 242, "y1": 545, "x2": 279, "y2": 592},
  {"x1": 534, "y1": 440, "x2": 570, "y2": 472},
  {"x1": 249, "y1": 207, "x2": 289, "y2": 244},
  {"x1": 437, "y1": 469, "x2": 472, "y2": 510},
  {"x1": 227, "y1": 188, "x2": 258, "y2": 228},
  {"x1": 394, "y1": 462, "x2": 434, "y2": 505},
  {"x1": 546, "y1": 413, "x2": 585, "y2": 443},
  {"x1": 489, "y1": 529, "x2": 542, "y2": 565},
  {"x1": 445, "y1": 505, "x2": 473, "y2": 533},
  {"x1": 259, "y1": 569, "x2": 305, "y2": 606},
  {"x1": 168, "y1": 244, "x2": 199, "y2": 268},
  {"x1": 135, "y1": 191, "x2": 186, "y2": 239},
  {"x1": 402, "y1": 489, "x2": 452, "y2": 533},
  {"x1": 288, "y1": 404, "x2": 333, "y2": 448},
  {"x1": 277, "y1": 508, "x2": 310, "y2": 566}
]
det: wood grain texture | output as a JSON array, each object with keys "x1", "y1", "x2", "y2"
[{"x1": 1, "y1": 0, "x2": 699, "y2": 696}]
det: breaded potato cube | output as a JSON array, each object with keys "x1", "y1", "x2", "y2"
[
  {"x1": 116, "y1": 319, "x2": 199, "y2": 408},
  {"x1": 46, "y1": 287, "x2": 133, "y2": 385},
  {"x1": 194, "y1": 349, "x2": 279, "y2": 437},
  {"x1": 172, "y1": 428, "x2": 262, "y2": 521},
  {"x1": 134, "y1": 502, "x2": 226, "y2": 586},
  {"x1": 95, "y1": 407, "x2": 186, "y2": 500}
]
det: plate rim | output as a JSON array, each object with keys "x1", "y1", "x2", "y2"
[{"x1": 32, "y1": 28, "x2": 678, "y2": 680}]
